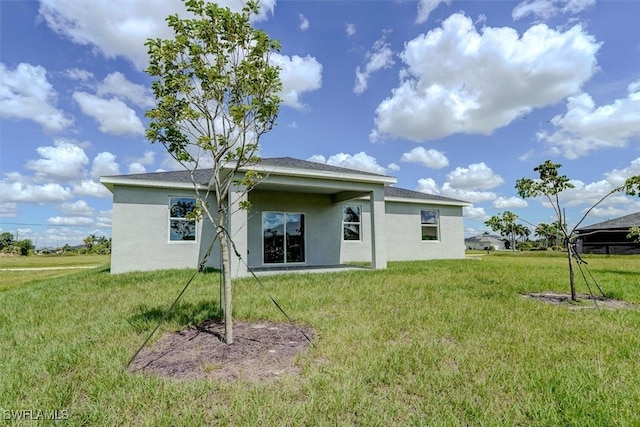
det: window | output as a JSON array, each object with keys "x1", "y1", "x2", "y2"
[
  {"x1": 342, "y1": 205, "x2": 361, "y2": 241},
  {"x1": 421, "y1": 209, "x2": 439, "y2": 241},
  {"x1": 263, "y1": 212, "x2": 305, "y2": 264},
  {"x1": 169, "y1": 197, "x2": 197, "y2": 241}
]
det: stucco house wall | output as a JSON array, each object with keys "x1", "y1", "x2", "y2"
[
  {"x1": 102, "y1": 157, "x2": 468, "y2": 276},
  {"x1": 340, "y1": 200, "x2": 465, "y2": 263},
  {"x1": 385, "y1": 203, "x2": 465, "y2": 261},
  {"x1": 110, "y1": 186, "x2": 205, "y2": 274},
  {"x1": 246, "y1": 190, "x2": 343, "y2": 269}
]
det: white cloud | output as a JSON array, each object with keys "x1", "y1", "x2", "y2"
[
  {"x1": 47, "y1": 216, "x2": 94, "y2": 226},
  {"x1": 492, "y1": 196, "x2": 529, "y2": 209},
  {"x1": 416, "y1": 0, "x2": 451, "y2": 24},
  {"x1": 59, "y1": 200, "x2": 95, "y2": 217},
  {"x1": 73, "y1": 91, "x2": 144, "y2": 135},
  {"x1": 463, "y1": 205, "x2": 488, "y2": 220},
  {"x1": 91, "y1": 152, "x2": 121, "y2": 181},
  {"x1": 95, "y1": 210, "x2": 113, "y2": 227},
  {"x1": 346, "y1": 23, "x2": 356, "y2": 37},
  {"x1": 270, "y1": 53, "x2": 323, "y2": 110},
  {"x1": 38, "y1": 0, "x2": 276, "y2": 72},
  {"x1": 0, "y1": 63, "x2": 72, "y2": 132},
  {"x1": 97, "y1": 72, "x2": 155, "y2": 108},
  {"x1": 128, "y1": 163, "x2": 147, "y2": 174},
  {"x1": 401, "y1": 147, "x2": 449, "y2": 169},
  {"x1": 441, "y1": 184, "x2": 496, "y2": 203},
  {"x1": 73, "y1": 180, "x2": 112, "y2": 198},
  {"x1": 370, "y1": 14, "x2": 599, "y2": 142},
  {"x1": 605, "y1": 158, "x2": 640, "y2": 188},
  {"x1": 445, "y1": 162, "x2": 504, "y2": 190},
  {"x1": 25, "y1": 139, "x2": 89, "y2": 182},
  {"x1": 387, "y1": 163, "x2": 400, "y2": 172},
  {"x1": 307, "y1": 152, "x2": 387, "y2": 175},
  {"x1": 537, "y1": 85, "x2": 640, "y2": 159},
  {"x1": 0, "y1": 178, "x2": 72, "y2": 203},
  {"x1": 512, "y1": 0, "x2": 595, "y2": 21},
  {"x1": 64, "y1": 68, "x2": 94, "y2": 81},
  {"x1": 299, "y1": 13, "x2": 309, "y2": 31},
  {"x1": 0, "y1": 203, "x2": 18, "y2": 218},
  {"x1": 133, "y1": 150, "x2": 156, "y2": 166},
  {"x1": 354, "y1": 37, "x2": 395, "y2": 95},
  {"x1": 416, "y1": 178, "x2": 440, "y2": 194}
]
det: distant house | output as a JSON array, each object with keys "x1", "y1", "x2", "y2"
[
  {"x1": 465, "y1": 234, "x2": 506, "y2": 251},
  {"x1": 575, "y1": 212, "x2": 640, "y2": 255},
  {"x1": 101, "y1": 157, "x2": 469, "y2": 277}
]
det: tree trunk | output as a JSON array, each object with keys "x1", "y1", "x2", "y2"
[
  {"x1": 219, "y1": 227, "x2": 234, "y2": 344},
  {"x1": 567, "y1": 240, "x2": 576, "y2": 301}
]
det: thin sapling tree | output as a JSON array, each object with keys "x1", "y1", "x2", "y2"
[
  {"x1": 516, "y1": 160, "x2": 640, "y2": 301},
  {"x1": 145, "y1": 0, "x2": 282, "y2": 343}
]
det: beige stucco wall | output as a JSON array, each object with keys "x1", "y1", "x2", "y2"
[{"x1": 340, "y1": 201, "x2": 466, "y2": 263}]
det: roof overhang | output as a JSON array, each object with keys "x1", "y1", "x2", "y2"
[
  {"x1": 100, "y1": 162, "x2": 397, "y2": 195},
  {"x1": 384, "y1": 196, "x2": 470, "y2": 207}
]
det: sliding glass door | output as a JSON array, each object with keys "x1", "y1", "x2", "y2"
[{"x1": 263, "y1": 212, "x2": 305, "y2": 264}]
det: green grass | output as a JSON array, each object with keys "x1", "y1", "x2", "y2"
[
  {"x1": 1, "y1": 253, "x2": 640, "y2": 425},
  {"x1": 0, "y1": 254, "x2": 110, "y2": 292}
]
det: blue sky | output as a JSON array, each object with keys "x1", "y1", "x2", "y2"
[{"x1": 1, "y1": 0, "x2": 640, "y2": 248}]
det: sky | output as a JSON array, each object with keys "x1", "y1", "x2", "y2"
[{"x1": 1, "y1": 0, "x2": 640, "y2": 248}]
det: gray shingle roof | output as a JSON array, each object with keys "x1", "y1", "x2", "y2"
[
  {"x1": 102, "y1": 157, "x2": 388, "y2": 183},
  {"x1": 576, "y1": 212, "x2": 640, "y2": 231},
  {"x1": 261, "y1": 157, "x2": 388, "y2": 177},
  {"x1": 384, "y1": 186, "x2": 467, "y2": 204},
  {"x1": 102, "y1": 157, "x2": 468, "y2": 204}
]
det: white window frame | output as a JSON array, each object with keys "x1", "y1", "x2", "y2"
[
  {"x1": 342, "y1": 205, "x2": 362, "y2": 242},
  {"x1": 421, "y1": 209, "x2": 440, "y2": 242},
  {"x1": 168, "y1": 197, "x2": 197, "y2": 243}
]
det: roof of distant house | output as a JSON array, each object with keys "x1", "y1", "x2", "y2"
[
  {"x1": 465, "y1": 234, "x2": 504, "y2": 243},
  {"x1": 576, "y1": 212, "x2": 640, "y2": 231}
]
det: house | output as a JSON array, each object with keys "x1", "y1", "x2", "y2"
[
  {"x1": 465, "y1": 234, "x2": 506, "y2": 251},
  {"x1": 575, "y1": 212, "x2": 640, "y2": 255},
  {"x1": 100, "y1": 157, "x2": 469, "y2": 277}
]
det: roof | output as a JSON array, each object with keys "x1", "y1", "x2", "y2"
[
  {"x1": 465, "y1": 234, "x2": 503, "y2": 243},
  {"x1": 100, "y1": 156, "x2": 395, "y2": 191},
  {"x1": 100, "y1": 157, "x2": 468, "y2": 206},
  {"x1": 384, "y1": 186, "x2": 468, "y2": 205},
  {"x1": 576, "y1": 212, "x2": 640, "y2": 231},
  {"x1": 260, "y1": 157, "x2": 388, "y2": 177}
]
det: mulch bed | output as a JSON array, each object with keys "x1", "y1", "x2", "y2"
[
  {"x1": 523, "y1": 292, "x2": 637, "y2": 310},
  {"x1": 129, "y1": 321, "x2": 314, "y2": 382}
]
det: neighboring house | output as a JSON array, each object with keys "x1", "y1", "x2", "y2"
[
  {"x1": 465, "y1": 234, "x2": 506, "y2": 251},
  {"x1": 101, "y1": 157, "x2": 469, "y2": 277},
  {"x1": 575, "y1": 212, "x2": 640, "y2": 255}
]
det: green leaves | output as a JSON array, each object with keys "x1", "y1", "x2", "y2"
[
  {"x1": 516, "y1": 160, "x2": 574, "y2": 199},
  {"x1": 623, "y1": 176, "x2": 640, "y2": 196},
  {"x1": 144, "y1": 0, "x2": 282, "y2": 167}
]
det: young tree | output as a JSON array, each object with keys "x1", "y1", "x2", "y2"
[
  {"x1": 145, "y1": 0, "x2": 282, "y2": 344},
  {"x1": 516, "y1": 160, "x2": 640, "y2": 301},
  {"x1": 485, "y1": 210, "x2": 518, "y2": 250}
]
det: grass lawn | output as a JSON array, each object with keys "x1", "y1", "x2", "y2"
[
  {"x1": 0, "y1": 254, "x2": 110, "y2": 292},
  {"x1": 1, "y1": 252, "x2": 640, "y2": 425}
]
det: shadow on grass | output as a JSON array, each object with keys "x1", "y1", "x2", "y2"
[{"x1": 128, "y1": 300, "x2": 221, "y2": 333}]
